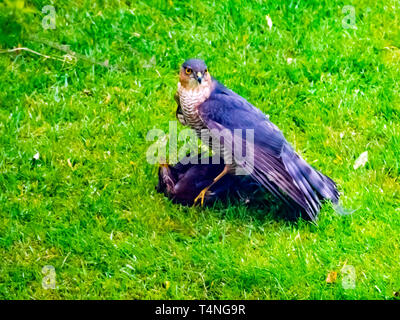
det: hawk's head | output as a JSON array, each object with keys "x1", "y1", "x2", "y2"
[{"x1": 179, "y1": 59, "x2": 211, "y2": 90}]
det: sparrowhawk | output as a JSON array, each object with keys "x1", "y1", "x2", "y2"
[{"x1": 175, "y1": 58, "x2": 339, "y2": 220}]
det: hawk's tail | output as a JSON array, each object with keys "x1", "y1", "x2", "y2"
[{"x1": 282, "y1": 145, "x2": 340, "y2": 220}]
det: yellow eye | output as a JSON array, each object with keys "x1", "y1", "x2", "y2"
[
  {"x1": 185, "y1": 68, "x2": 192, "y2": 75},
  {"x1": 204, "y1": 69, "x2": 208, "y2": 74}
]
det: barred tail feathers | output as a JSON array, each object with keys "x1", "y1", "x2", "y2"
[{"x1": 281, "y1": 144, "x2": 340, "y2": 219}]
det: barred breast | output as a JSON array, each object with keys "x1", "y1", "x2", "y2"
[
  {"x1": 177, "y1": 83, "x2": 230, "y2": 164},
  {"x1": 177, "y1": 82, "x2": 210, "y2": 134}
]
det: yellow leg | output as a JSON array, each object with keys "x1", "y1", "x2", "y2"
[{"x1": 193, "y1": 165, "x2": 230, "y2": 207}]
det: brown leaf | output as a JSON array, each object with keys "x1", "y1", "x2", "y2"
[
  {"x1": 104, "y1": 93, "x2": 111, "y2": 104},
  {"x1": 326, "y1": 271, "x2": 337, "y2": 284},
  {"x1": 82, "y1": 89, "x2": 92, "y2": 96},
  {"x1": 67, "y1": 158, "x2": 73, "y2": 169}
]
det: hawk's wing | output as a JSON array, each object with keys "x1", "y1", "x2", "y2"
[
  {"x1": 174, "y1": 92, "x2": 187, "y2": 126},
  {"x1": 198, "y1": 82, "x2": 338, "y2": 220}
]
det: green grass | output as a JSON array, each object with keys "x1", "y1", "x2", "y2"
[{"x1": 0, "y1": 0, "x2": 400, "y2": 299}]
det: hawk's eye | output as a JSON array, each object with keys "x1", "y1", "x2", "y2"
[
  {"x1": 185, "y1": 68, "x2": 192, "y2": 75},
  {"x1": 204, "y1": 69, "x2": 208, "y2": 74}
]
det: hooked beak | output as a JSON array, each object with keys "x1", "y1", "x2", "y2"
[{"x1": 196, "y1": 71, "x2": 202, "y2": 84}]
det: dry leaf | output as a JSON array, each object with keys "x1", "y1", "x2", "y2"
[
  {"x1": 326, "y1": 271, "x2": 337, "y2": 284},
  {"x1": 353, "y1": 151, "x2": 368, "y2": 169},
  {"x1": 83, "y1": 89, "x2": 92, "y2": 96},
  {"x1": 67, "y1": 158, "x2": 73, "y2": 169},
  {"x1": 104, "y1": 93, "x2": 111, "y2": 104},
  {"x1": 266, "y1": 15, "x2": 273, "y2": 29}
]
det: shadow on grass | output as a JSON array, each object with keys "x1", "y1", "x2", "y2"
[{"x1": 174, "y1": 189, "x2": 317, "y2": 227}]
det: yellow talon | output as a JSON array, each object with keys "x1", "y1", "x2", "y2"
[
  {"x1": 193, "y1": 165, "x2": 230, "y2": 207},
  {"x1": 194, "y1": 188, "x2": 209, "y2": 207}
]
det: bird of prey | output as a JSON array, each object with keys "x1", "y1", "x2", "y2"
[
  {"x1": 156, "y1": 155, "x2": 262, "y2": 206},
  {"x1": 175, "y1": 58, "x2": 339, "y2": 220}
]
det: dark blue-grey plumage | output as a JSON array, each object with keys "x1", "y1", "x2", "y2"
[
  {"x1": 182, "y1": 59, "x2": 207, "y2": 73},
  {"x1": 197, "y1": 79, "x2": 339, "y2": 220}
]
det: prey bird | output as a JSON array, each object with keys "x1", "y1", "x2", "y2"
[
  {"x1": 175, "y1": 58, "x2": 340, "y2": 220},
  {"x1": 156, "y1": 155, "x2": 263, "y2": 206}
]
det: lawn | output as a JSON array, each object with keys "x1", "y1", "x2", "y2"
[{"x1": 0, "y1": 0, "x2": 399, "y2": 299}]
